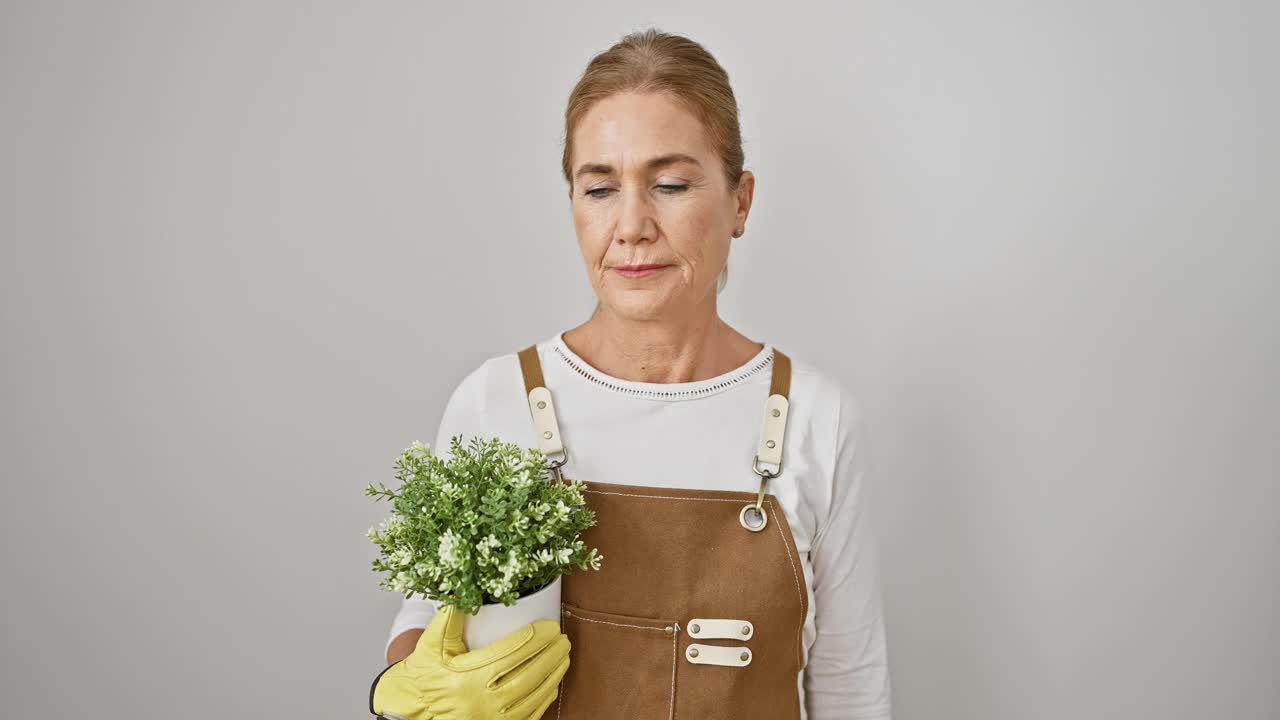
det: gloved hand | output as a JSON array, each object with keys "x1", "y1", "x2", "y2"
[{"x1": 370, "y1": 604, "x2": 570, "y2": 720}]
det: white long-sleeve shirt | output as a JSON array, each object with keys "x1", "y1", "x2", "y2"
[{"x1": 384, "y1": 332, "x2": 893, "y2": 719}]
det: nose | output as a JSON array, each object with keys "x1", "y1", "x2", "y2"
[{"x1": 613, "y1": 184, "x2": 657, "y2": 246}]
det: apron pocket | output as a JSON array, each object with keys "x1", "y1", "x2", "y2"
[{"x1": 553, "y1": 602, "x2": 680, "y2": 719}]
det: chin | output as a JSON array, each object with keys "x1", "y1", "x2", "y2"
[{"x1": 602, "y1": 293, "x2": 676, "y2": 321}]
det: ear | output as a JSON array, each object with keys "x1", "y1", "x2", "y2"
[{"x1": 734, "y1": 170, "x2": 756, "y2": 229}]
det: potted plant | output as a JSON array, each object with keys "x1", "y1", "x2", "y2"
[{"x1": 366, "y1": 435, "x2": 603, "y2": 649}]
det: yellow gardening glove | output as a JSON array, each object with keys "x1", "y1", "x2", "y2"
[{"x1": 370, "y1": 604, "x2": 570, "y2": 720}]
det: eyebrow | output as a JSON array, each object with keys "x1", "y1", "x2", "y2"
[{"x1": 574, "y1": 153, "x2": 703, "y2": 180}]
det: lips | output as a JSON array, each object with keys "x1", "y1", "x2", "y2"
[{"x1": 612, "y1": 264, "x2": 670, "y2": 278}]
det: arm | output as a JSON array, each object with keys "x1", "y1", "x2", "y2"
[
  {"x1": 383, "y1": 594, "x2": 438, "y2": 665},
  {"x1": 386, "y1": 628, "x2": 424, "y2": 666},
  {"x1": 805, "y1": 387, "x2": 893, "y2": 719}
]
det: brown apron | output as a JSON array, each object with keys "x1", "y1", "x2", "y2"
[{"x1": 517, "y1": 343, "x2": 809, "y2": 720}]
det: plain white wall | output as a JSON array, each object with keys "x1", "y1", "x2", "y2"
[{"x1": 2, "y1": 2, "x2": 1276, "y2": 718}]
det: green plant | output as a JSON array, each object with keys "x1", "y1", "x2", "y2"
[{"x1": 366, "y1": 435, "x2": 602, "y2": 615}]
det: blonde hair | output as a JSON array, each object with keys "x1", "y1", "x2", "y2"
[{"x1": 565, "y1": 28, "x2": 743, "y2": 298}]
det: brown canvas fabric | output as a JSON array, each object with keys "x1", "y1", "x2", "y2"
[{"x1": 518, "y1": 344, "x2": 808, "y2": 720}]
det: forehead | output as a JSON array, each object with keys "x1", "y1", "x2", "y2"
[{"x1": 572, "y1": 91, "x2": 713, "y2": 165}]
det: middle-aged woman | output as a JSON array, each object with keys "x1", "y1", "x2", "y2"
[{"x1": 372, "y1": 27, "x2": 892, "y2": 720}]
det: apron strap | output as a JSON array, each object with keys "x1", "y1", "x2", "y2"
[
  {"x1": 518, "y1": 345, "x2": 567, "y2": 463},
  {"x1": 744, "y1": 348, "x2": 789, "y2": 531},
  {"x1": 516, "y1": 341, "x2": 791, "y2": 501},
  {"x1": 756, "y1": 348, "x2": 790, "y2": 470}
]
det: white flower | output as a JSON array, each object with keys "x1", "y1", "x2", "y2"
[
  {"x1": 438, "y1": 529, "x2": 463, "y2": 569},
  {"x1": 508, "y1": 511, "x2": 530, "y2": 536},
  {"x1": 391, "y1": 571, "x2": 412, "y2": 593},
  {"x1": 496, "y1": 549, "x2": 522, "y2": 594},
  {"x1": 393, "y1": 547, "x2": 416, "y2": 567},
  {"x1": 477, "y1": 534, "x2": 501, "y2": 563}
]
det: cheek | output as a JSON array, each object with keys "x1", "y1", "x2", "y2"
[
  {"x1": 664, "y1": 200, "x2": 725, "y2": 266},
  {"x1": 571, "y1": 204, "x2": 610, "y2": 263}
]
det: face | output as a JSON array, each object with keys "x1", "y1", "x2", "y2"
[{"x1": 568, "y1": 91, "x2": 754, "y2": 321}]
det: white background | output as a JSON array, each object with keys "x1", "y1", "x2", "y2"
[{"x1": 2, "y1": 2, "x2": 1276, "y2": 718}]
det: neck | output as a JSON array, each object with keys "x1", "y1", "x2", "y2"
[{"x1": 564, "y1": 303, "x2": 761, "y2": 384}]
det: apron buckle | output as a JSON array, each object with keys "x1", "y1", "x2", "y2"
[
  {"x1": 739, "y1": 465, "x2": 776, "y2": 532},
  {"x1": 545, "y1": 447, "x2": 570, "y2": 484}
]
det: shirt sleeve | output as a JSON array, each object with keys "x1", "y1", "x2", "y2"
[
  {"x1": 382, "y1": 362, "x2": 489, "y2": 660},
  {"x1": 804, "y1": 387, "x2": 894, "y2": 719}
]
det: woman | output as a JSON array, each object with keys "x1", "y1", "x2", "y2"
[{"x1": 372, "y1": 28, "x2": 892, "y2": 720}]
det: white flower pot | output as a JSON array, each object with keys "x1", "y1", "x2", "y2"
[{"x1": 461, "y1": 575, "x2": 563, "y2": 651}]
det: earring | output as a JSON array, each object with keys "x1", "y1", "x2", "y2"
[{"x1": 732, "y1": 227, "x2": 744, "y2": 238}]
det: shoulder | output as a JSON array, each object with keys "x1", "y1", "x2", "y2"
[
  {"x1": 433, "y1": 339, "x2": 550, "y2": 431},
  {"x1": 780, "y1": 349, "x2": 867, "y2": 444},
  {"x1": 777, "y1": 350, "x2": 875, "y2": 551},
  {"x1": 439, "y1": 347, "x2": 527, "y2": 412},
  {"x1": 429, "y1": 344, "x2": 546, "y2": 454},
  {"x1": 443, "y1": 334, "x2": 574, "y2": 409}
]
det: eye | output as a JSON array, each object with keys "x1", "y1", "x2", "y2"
[
  {"x1": 657, "y1": 184, "x2": 689, "y2": 194},
  {"x1": 585, "y1": 187, "x2": 613, "y2": 199}
]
